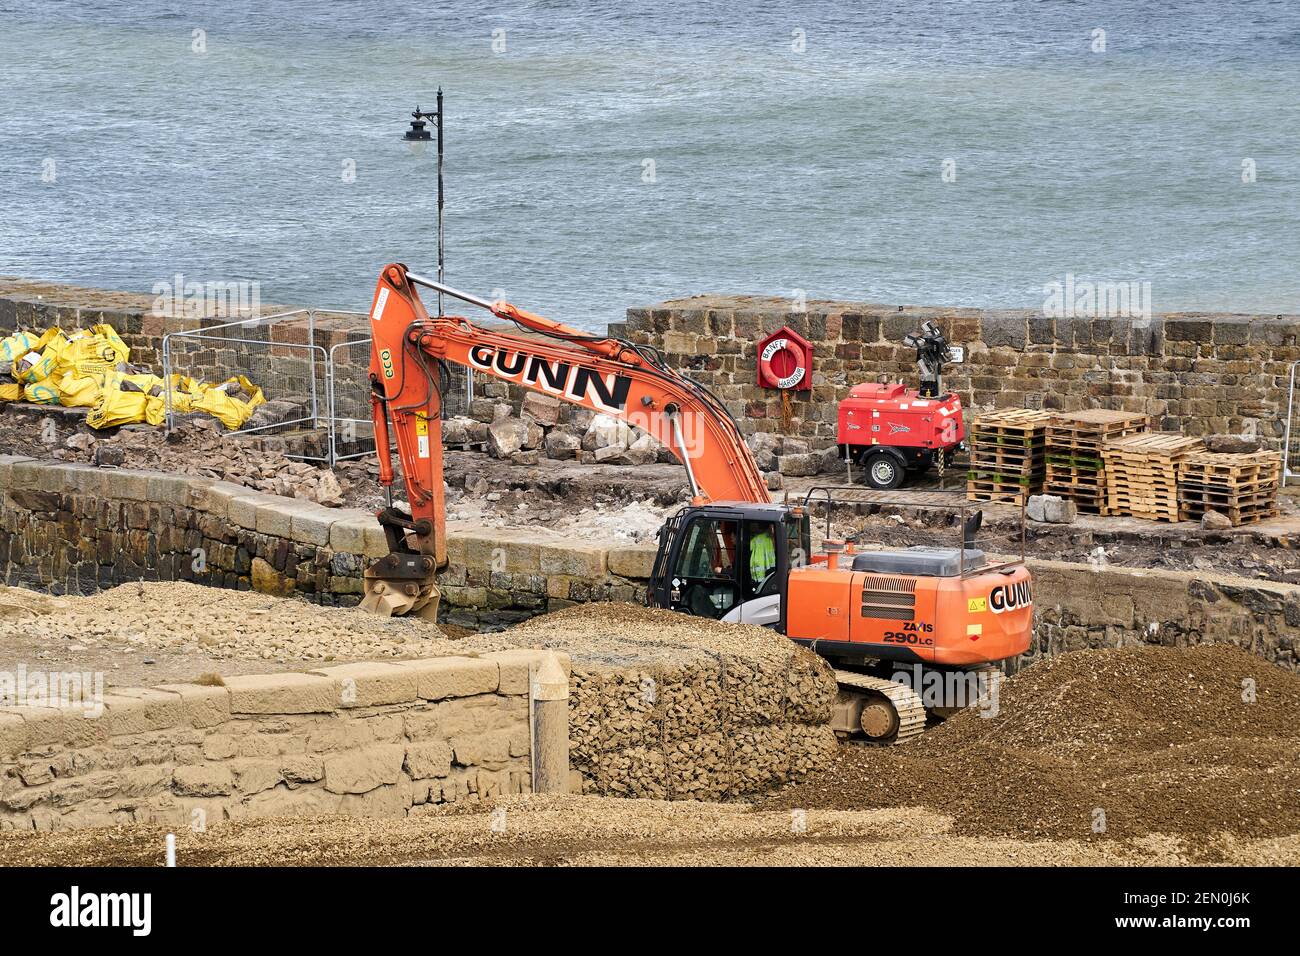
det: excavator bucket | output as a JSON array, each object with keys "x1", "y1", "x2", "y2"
[
  {"x1": 360, "y1": 573, "x2": 441, "y2": 620},
  {"x1": 359, "y1": 548, "x2": 441, "y2": 619}
]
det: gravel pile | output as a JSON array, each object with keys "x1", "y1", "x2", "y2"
[
  {"x1": 763, "y1": 644, "x2": 1300, "y2": 849},
  {"x1": 487, "y1": 603, "x2": 838, "y2": 799}
]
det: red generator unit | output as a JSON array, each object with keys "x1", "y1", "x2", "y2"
[{"x1": 837, "y1": 383, "x2": 964, "y2": 489}]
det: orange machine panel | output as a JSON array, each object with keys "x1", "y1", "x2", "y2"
[
  {"x1": 786, "y1": 563, "x2": 1033, "y2": 666},
  {"x1": 849, "y1": 571, "x2": 939, "y2": 662},
  {"x1": 784, "y1": 567, "x2": 856, "y2": 643},
  {"x1": 932, "y1": 566, "x2": 1034, "y2": 665}
]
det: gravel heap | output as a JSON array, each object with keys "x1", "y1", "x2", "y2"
[
  {"x1": 486, "y1": 603, "x2": 838, "y2": 800},
  {"x1": 763, "y1": 644, "x2": 1300, "y2": 849}
]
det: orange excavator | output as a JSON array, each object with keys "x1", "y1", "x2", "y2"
[{"x1": 361, "y1": 263, "x2": 1033, "y2": 742}]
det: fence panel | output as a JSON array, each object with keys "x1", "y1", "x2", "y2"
[{"x1": 162, "y1": 309, "x2": 330, "y2": 462}]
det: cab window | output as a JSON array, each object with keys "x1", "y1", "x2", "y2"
[
  {"x1": 673, "y1": 517, "x2": 741, "y2": 618},
  {"x1": 678, "y1": 518, "x2": 739, "y2": 580}
]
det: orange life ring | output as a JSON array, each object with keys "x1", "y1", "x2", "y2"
[{"x1": 758, "y1": 337, "x2": 807, "y2": 390}]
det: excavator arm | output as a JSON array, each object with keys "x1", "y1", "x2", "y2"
[{"x1": 360, "y1": 262, "x2": 768, "y2": 618}]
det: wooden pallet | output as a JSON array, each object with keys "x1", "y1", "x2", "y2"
[
  {"x1": 1177, "y1": 451, "x2": 1281, "y2": 526},
  {"x1": 1101, "y1": 433, "x2": 1203, "y2": 522},
  {"x1": 1044, "y1": 411, "x2": 1150, "y2": 514},
  {"x1": 1046, "y1": 409, "x2": 1150, "y2": 451},
  {"x1": 968, "y1": 410, "x2": 1051, "y2": 504}
]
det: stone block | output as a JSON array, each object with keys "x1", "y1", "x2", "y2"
[
  {"x1": 0, "y1": 711, "x2": 28, "y2": 759},
  {"x1": 539, "y1": 543, "x2": 606, "y2": 577},
  {"x1": 146, "y1": 473, "x2": 194, "y2": 507},
  {"x1": 172, "y1": 764, "x2": 234, "y2": 797},
  {"x1": 521, "y1": 392, "x2": 561, "y2": 425},
  {"x1": 290, "y1": 506, "x2": 336, "y2": 547},
  {"x1": 251, "y1": 556, "x2": 295, "y2": 596},
  {"x1": 96, "y1": 689, "x2": 181, "y2": 736},
  {"x1": 202, "y1": 480, "x2": 254, "y2": 515},
  {"x1": 1026, "y1": 494, "x2": 1077, "y2": 524},
  {"x1": 328, "y1": 514, "x2": 378, "y2": 555},
  {"x1": 154, "y1": 682, "x2": 232, "y2": 728},
  {"x1": 479, "y1": 648, "x2": 572, "y2": 696},
  {"x1": 226, "y1": 495, "x2": 263, "y2": 530},
  {"x1": 391, "y1": 657, "x2": 499, "y2": 700},
  {"x1": 223, "y1": 672, "x2": 339, "y2": 714},
  {"x1": 778, "y1": 452, "x2": 820, "y2": 477},
  {"x1": 323, "y1": 744, "x2": 406, "y2": 794},
  {"x1": 608, "y1": 545, "x2": 657, "y2": 579},
  {"x1": 280, "y1": 755, "x2": 325, "y2": 785},
  {"x1": 229, "y1": 758, "x2": 283, "y2": 796},
  {"x1": 404, "y1": 740, "x2": 454, "y2": 779},
  {"x1": 255, "y1": 499, "x2": 309, "y2": 538},
  {"x1": 450, "y1": 729, "x2": 514, "y2": 767},
  {"x1": 308, "y1": 662, "x2": 419, "y2": 707}
]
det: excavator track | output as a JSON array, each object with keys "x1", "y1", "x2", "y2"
[{"x1": 830, "y1": 670, "x2": 927, "y2": 745}]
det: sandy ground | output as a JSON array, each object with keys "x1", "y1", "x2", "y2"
[{"x1": 3, "y1": 795, "x2": 1296, "y2": 867}]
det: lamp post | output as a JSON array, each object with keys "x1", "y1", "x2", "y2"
[
  {"x1": 403, "y1": 90, "x2": 470, "y2": 405},
  {"x1": 403, "y1": 88, "x2": 445, "y2": 319}
]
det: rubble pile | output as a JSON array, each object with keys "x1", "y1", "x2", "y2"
[
  {"x1": 449, "y1": 390, "x2": 844, "y2": 478},
  {"x1": 59, "y1": 420, "x2": 347, "y2": 506},
  {"x1": 765, "y1": 644, "x2": 1300, "y2": 844}
]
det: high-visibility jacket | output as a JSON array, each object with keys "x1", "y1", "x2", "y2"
[{"x1": 749, "y1": 530, "x2": 776, "y2": 583}]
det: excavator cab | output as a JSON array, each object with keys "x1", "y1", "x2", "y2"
[{"x1": 648, "y1": 503, "x2": 811, "y2": 630}]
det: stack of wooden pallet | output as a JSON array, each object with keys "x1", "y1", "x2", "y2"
[
  {"x1": 1178, "y1": 451, "x2": 1282, "y2": 526},
  {"x1": 1045, "y1": 410, "x2": 1150, "y2": 514},
  {"x1": 1101, "y1": 433, "x2": 1204, "y2": 521},
  {"x1": 966, "y1": 409, "x2": 1053, "y2": 505}
]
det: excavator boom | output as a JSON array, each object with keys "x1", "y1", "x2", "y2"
[{"x1": 360, "y1": 263, "x2": 767, "y2": 618}]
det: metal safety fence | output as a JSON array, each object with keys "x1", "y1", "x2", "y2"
[{"x1": 163, "y1": 308, "x2": 474, "y2": 467}]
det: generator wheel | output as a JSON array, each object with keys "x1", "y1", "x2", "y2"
[{"x1": 863, "y1": 451, "x2": 904, "y2": 490}]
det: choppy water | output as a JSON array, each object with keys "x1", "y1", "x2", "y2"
[{"x1": 1, "y1": 0, "x2": 1298, "y2": 330}]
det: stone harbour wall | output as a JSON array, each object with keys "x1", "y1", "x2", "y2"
[
  {"x1": 0, "y1": 649, "x2": 565, "y2": 831},
  {"x1": 620, "y1": 296, "x2": 1300, "y2": 447},
  {"x1": 0, "y1": 457, "x2": 656, "y2": 629},
  {"x1": 1026, "y1": 557, "x2": 1299, "y2": 670}
]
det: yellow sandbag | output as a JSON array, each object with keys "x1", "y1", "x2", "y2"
[
  {"x1": 91, "y1": 323, "x2": 130, "y2": 363},
  {"x1": 86, "y1": 372, "x2": 160, "y2": 429},
  {"x1": 159, "y1": 374, "x2": 199, "y2": 414},
  {"x1": 22, "y1": 379, "x2": 61, "y2": 405},
  {"x1": 0, "y1": 330, "x2": 38, "y2": 367},
  {"x1": 0, "y1": 381, "x2": 25, "y2": 402},
  {"x1": 55, "y1": 370, "x2": 103, "y2": 409},
  {"x1": 56, "y1": 323, "x2": 131, "y2": 378},
  {"x1": 13, "y1": 328, "x2": 68, "y2": 384},
  {"x1": 191, "y1": 374, "x2": 266, "y2": 429}
]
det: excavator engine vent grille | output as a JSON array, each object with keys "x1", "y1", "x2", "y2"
[{"x1": 861, "y1": 575, "x2": 917, "y2": 621}]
